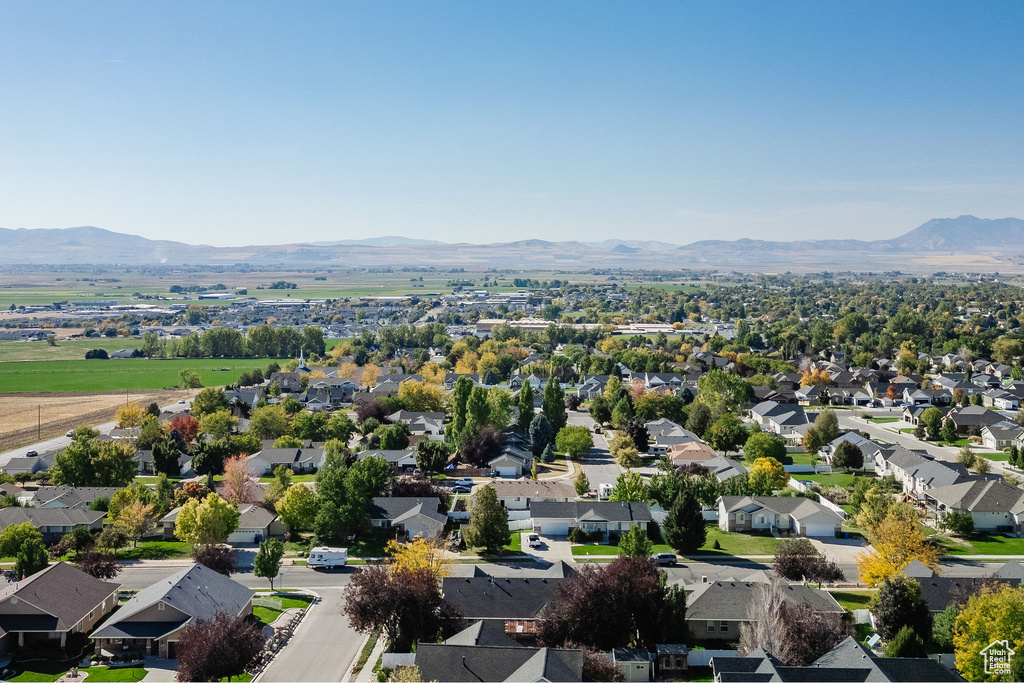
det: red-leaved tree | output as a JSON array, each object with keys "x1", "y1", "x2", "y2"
[
  {"x1": 76, "y1": 550, "x2": 124, "y2": 580},
  {"x1": 175, "y1": 612, "x2": 265, "y2": 682}
]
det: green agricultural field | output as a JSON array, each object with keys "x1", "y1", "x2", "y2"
[
  {"x1": 0, "y1": 357, "x2": 285, "y2": 393},
  {"x1": 0, "y1": 338, "x2": 155, "y2": 363}
]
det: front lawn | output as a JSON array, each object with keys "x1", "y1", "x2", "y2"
[
  {"x1": 506, "y1": 533, "x2": 522, "y2": 553},
  {"x1": 570, "y1": 543, "x2": 674, "y2": 557},
  {"x1": 252, "y1": 593, "x2": 314, "y2": 627},
  {"x1": 694, "y1": 524, "x2": 781, "y2": 556},
  {"x1": 118, "y1": 541, "x2": 192, "y2": 560},
  {"x1": 829, "y1": 590, "x2": 876, "y2": 611},
  {"x1": 798, "y1": 472, "x2": 861, "y2": 488},
  {"x1": 934, "y1": 532, "x2": 1024, "y2": 556},
  {"x1": 259, "y1": 474, "x2": 315, "y2": 483},
  {"x1": 865, "y1": 417, "x2": 899, "y2": 424},
  {"x1": 347, "y1": 529, "x2": 394, "y2": 558},
  {"x1": 84, "y1": 666, "x2": 148, "y2": 682},
  {"x1": 7, "y1": 662, "x2": 69, "y2": 682},
  {"x1": 788, "y1": 452, "x2": 817, "y2": 465}
]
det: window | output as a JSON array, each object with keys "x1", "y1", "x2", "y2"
[
  {"x1": 736, "y1": 512, "x2": 745, "y2": 522},
  {"x1": 707, "y1": 620, "x2": 716, "y2": 632},
  {"x1": 89, "y1": 610, "x2": 94, "y2": 619},
  {"x1": 758, "y1": 515, "x2": 765, "y2": 524},
  {"x1": 720, "y1": 621, "x2": 729, "y2": 632},
  {"x1": 157, "y1": 602, "x2": 165, "y2": 611}
]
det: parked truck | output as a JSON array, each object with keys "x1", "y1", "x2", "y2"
[
  {"x1": 307, "y1": 547, "x2": 348, "y2": 569},
  {"x1": 598, "y1": 483, "x2": 613, "y2": 501}
]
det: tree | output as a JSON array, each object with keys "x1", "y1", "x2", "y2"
[
  {"x1": 588, "y1": 395, "x2": 611, "y2": 425},
  {"x1": 743, "y1": 431, "x2": 787, "y2": 463},
  {"x1": 397, "y1": 380, "x2": 447, "y2": 413},
  {"x1": 262, "y1": 465, "x2": 293, "y2": 510},
  {"x1": 377, "y1": 422, "x2": 411, "y2": 450},
  {"x1": 385, "y1": 537, "x2": 453, "y2": 579},
  {"x1": 857, "y1": 512, "x2": 939, "y2": 586},
  {"x1": 275, "y1": 484, "x2": 318, "y2": 534},
  {"x1": 343, "y1": 564, "x2": 460, "y2": 653},
  {"x1": 940, "y1": 511, "x2": 975, "y2": 536},
  {"x1": 814, "y1": 409, "x2": 839, "y2": 444},
  {"x1": 175, "y1": 612, "x2": 265, "y2": 682},
  {"x1": 192, "y1": 544, "x2": 237, "y2": 576},
  {"x1": 115, "y1": 403, "x2": 146, "y2": 428},
  {"x1": 178, "y1": 369, "x2": 203, "y2": 389},
  {"x1": 153, "y1": 437, "x2": 183, "y2": 477},
  {"x1": 51, "y1": 439, "x2": 137, "y2": 488},
  {"x1": 832, "y1": 441, "x2": 864, "y2": 470},
  {"x1": 543, "y1": 377, "x2": 567, "y2": 433},
  {"x1": 870, "y1": 576, "x2": 932, "y2": 641},
  {"x1": 16, "y1": 537, "x2": 48, "y2": 578},
  {"x1": 739, "y1": 579, "x2": 787, "y2": 658},
  {"x1": 526, "y1": 413, "x2": 554, "y2": 458},
  {"x1": 450, "y1": 376, "x2": 474, "y2": 438},
  {"x1": 685, "y1": 402, "x2": 713, "y2": 439},
  {"x1": 254, "y1": 538, "x2": 285, "y2": 589},
  {"x1": 954, "y1": 583, "x2": 1024, "y2": 681},
  {"x1": 931, "y1": 604, "x2": 958, "y2": 652},
  {"x1": 574, "y1": 471, "x2": 591, "y2": 497},
  {"x1": 459, "y1": 425, "x2": 505, "y2": 467},
  {"x1": 941, "y1": 418, "x2": 958, "y2": 444},
  {"x1": 779, "y1": 602, "x2": 852, "y2": 666},
  {"x1": 611, "y1": 397, "x2": 633, "y2": 429},
  {"x1": 464, "y1": 485, "x2": 511, "y2": 554},
  {"x1": 76, "y1": 550, "x2": 123, "y2": 579},
  {"x1": 618, "y1": 524, "x2": 653, "y2": 558},
  {"x1": 696, "y1": 369, "x2": 752, "y2": 416},
  {"x1": 622, "y1": 418, "x2": 650, "y2": 453},
  {"x1": 190, "y1": 387, "x2": 230, "y2": 418},
  {"x1": 415, "y1": 440, "x2": 449, "y2": 475},
  {"x1": 248, "y1": 405, "x2": 290, "y2": 440},
  {"x1": 920, "y1": 407, "x2": 943, "y2": 441},
  {"x1": 0, "y1": 523, "x2": 44, "y2": 562},
  {"x1": 117, "y1": 500, "x2": 157, "y2": 546},
  {"x1": 555, "y1": 426, "x2": 594, "y2": 458},
  {"x1": 345, "y1": 455, "x2": 395, "y2": 508},
  {"x1": 517, "y1": 382, "x2": 536, "y2": 431},
  {"x1": 98, "y1": 525, "x2": 129, "y2": 552},
  {"x1": 175, "y1": 493, "x2": 240, "y2": 546},
  {"x1": 661, "y1": 491, "x2": 706, "y2": 553},
  {"x1": 974, "y1": 456, "x2": 991, "y2": 475},
  {"x1": 772, "y1": 538, "x2": 844, "y2": 586},
  {"x1": 540, "y1": 557, "x2": 677, "y2": 651},
  {"x1": 609, "y1": 471, "x2": 649, "y2": 503},
  {"x1": 221, "y1": 455, "x2": 260, "y2": 504},
  {"x1": 884, "y1": 625, "x2": 928, "y2": 658},
  {"x1": 748, "y1": 457, "x2": 789, "y2": 494},
  {"x1": 706, "y1": 414, "x2": 748, "y2": 455}
]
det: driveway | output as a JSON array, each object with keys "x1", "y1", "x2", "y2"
[
  {"x1": 809, "y1": 537, "x2": 868, "y2": 565},
  {"x1": 524, "y1": 537, "x2": 575, "y2": 565}
]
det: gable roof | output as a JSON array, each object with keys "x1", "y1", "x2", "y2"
[
  {"x1": 442, "y1": 576, "x2": 563, "y2": 620},
  {"x1": 687, "y1": 580, "x2": 843, "y2": 621},
  {"x1": 415, "y1": 643, "x2": 583, "y2": 683},
  {"x1": 0, "y1": 562, "x2": 118, "y2": 635},
  {"x1": 488, "y1": 480, "x2": 576, "y2": 500},
  {"x1": 0, "y1": 506, "x2": 105, "y2": 530},
  {"x1": 719, "y1": 496, "x2": 843, "y2": 525},
  {"x1": 237, "y1": 503, "x2": 277, "y2": 530},
  {"x1": 927, "y1": 479, "x2": 1024, "y2": 514},
  {"x1": 91, "y1": 563, "x2": 252, "y2": 640},
  {"x1": 444, "y1": 620, "x2": 524, "y2": 648},
  {"x1": 529, "y1": 501, "x2": 652, "y2": 523}
]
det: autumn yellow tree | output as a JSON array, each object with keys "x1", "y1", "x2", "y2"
[
  {"x1": 308, "y1": 370, "x2": 326, "y2": 379},
  {"x1": 397, "y1": 380, "x2": 447, "y2": 413},
  {"x1": 420, "y1": 362, "x2": 445, "y2": 386},
  {"x1": 857, "y1": 512, "x2": 939, "y2": 586},
  {"x1": 953, "y1": 583, "x2": 1024, "y2": 681},
  {"x1": 115, "y1": 403, "x2": 146, "y2": 428},
  {"x1": 385, "y1": 537, "x2": 452, "y2": 579},
  {"x1": 338, "y1": 362, "x2": 361, "y2": 381},
  {"x1": 454, "y1": 351, "x2": 479, "y2": 374},
  {"x1": 800, "y1": 368, "x2": 833, "y2": 387},
  {"x1": 115, "y1": 500, "x2": 156, "y2": 546},
  {"x1": 329, "y1": 341, "x2": 352, "y2": 361},
  {"x1": 477, "y1": 352, "x2": 499, "y2": 377},
  {"x1": 361, "y1": 363, "x2": 381, "y2": 387}
]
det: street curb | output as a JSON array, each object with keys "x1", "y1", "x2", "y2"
[{"x1": 250, "y1": 588, "x2": 321, "y2": 683}]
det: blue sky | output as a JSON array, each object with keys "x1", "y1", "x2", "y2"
[{"x1": 1, "y1": 2, "x2": 1022, "y2": 246}]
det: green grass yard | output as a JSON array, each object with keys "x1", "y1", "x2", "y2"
[
  {"x1": 6, "y1": 661, "x2": 70, "y2": 682},
  {"x1": 253, "y1": 593, "x2": 314, "y2": 626},
  {"x1": 865, "y1": 417, "x2": 899, "y2": 423},
  {"x1": 695, "y1": 524, "x2": 781, "y2": 556},
  {"x1": 570, "y1": 543, "x2": 674, "y2": 557},
  {"x1": 934, "y1": 532, "x2": 1024, "y2": 556},
  {"x1": 828, "y1": 590, "x2": 876, "y2": 611},
  {"x1": 0, "y1": 357, "x2": 285, "y2": 393},
  {"x1": 118, "y1": 541, "x2": 192, "y2": 560},
  {"x1": 797, "y1": 472, "x2": 861, "y2": 488},
  {"x1": 84, "y1": 667, "x2": 148, "y2": 682}
]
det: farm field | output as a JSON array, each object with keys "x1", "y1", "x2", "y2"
[
  {"x1": 0, "y1": 338, "x2": 156, "y2": 363},
  {"x1": 0, "y1": 357, "x2": 284, "y2": 393},
  {"x1": 0, "y1": 389, "x2": 192, "y2": 451}
]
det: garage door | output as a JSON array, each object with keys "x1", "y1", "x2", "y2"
[
  {"x1": 495, "y1": 467, "x2": 518, "y2": 478},
  {"x1": 228, "y1": 531, "x2": 256, "y2": 544},
  {"x1": 540, "y1": 521, "x2": 570, "y2": 536},
  {"x1": 799, "y1": 523, "x2": 836, "y2": 538}
]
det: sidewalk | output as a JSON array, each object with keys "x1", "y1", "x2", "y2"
[{"x1": 352, "y1": 633, "x2": 388, "y2": 682}]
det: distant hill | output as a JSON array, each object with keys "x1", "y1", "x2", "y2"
[{"x1": 1, "y1": 215, "x2": 1021, "y2": 270}]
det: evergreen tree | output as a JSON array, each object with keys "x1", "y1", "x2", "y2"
[
  {"x1": 463, "y1": 485, "x2": 511, "y2": 555},
  {"x1": 529, "y1": 414, "x2": 554, "y2": 457},
  {"x1": 543, "y1": 377, "x2": 568, "y2": 433},
  {"x1": 517, "y1": 382, "x2": 536, "y2": 432},
  {"x1": 449, "y1": 376, "x2": 473, "y2": 439},
  {"x1": 574, "y1": 471, "x2": 591, "y2": 497},
  {"x1": 662, "y1": 491, "x2": 706, "y2": 554},
  {"x1": 940, "y1": 419, "x2": 958, "y2": 444},
  {"x1": 883, "y1": 625, "x2": 928, "y2": 658}
]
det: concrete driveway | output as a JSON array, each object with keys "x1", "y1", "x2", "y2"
[
  {"x1": 809, "y1": 537, "x2": 869, "y2": 565},
  {"x1": 525, "y1": 537, "x2": 576, "y2": 565}
]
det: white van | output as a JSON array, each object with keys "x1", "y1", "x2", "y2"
[
  {"x1": 598, "y1": 483, "x2": 613, "y2": 501},
  {"x1": 307, "y1": 547, "x2": 348, "y2": 569}
]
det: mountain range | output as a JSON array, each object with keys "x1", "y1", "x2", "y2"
[{"x1": 0, "y1": 216, "x2": 1021, "y2": 271}]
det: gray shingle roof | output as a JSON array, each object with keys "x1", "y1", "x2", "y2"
[
  {"x1": 529, "y1": 501, "x2": 651, "y2": 523},
  {"x1": 686, "y1": 580, "x2": 844, "y2": 621},
  {"x1": 0, "y1": 562, "x2": 118, "y2": 634},
  {"x1": 0, "y1": 506, "x2": 105, "y2": 530},
  {"x1": 927, "y1": 480, "x2": 1024, "y2": 513},
  {"x1": 415, "y1": 643, "x2": 583, "y2": 682},
  {"x1": 442, "y1": 576, "x2": 562, "y2": 620}
]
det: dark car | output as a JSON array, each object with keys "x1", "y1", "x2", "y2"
[
  {"x1": 25, "y1": 450, "x2": 38, "y2": 457},
  {"x1": 451, "y1": 485, "x2": 472, "y2": 494}
]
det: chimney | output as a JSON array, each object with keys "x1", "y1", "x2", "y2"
[{"x1": 701, "y1": 575, "x2": 708, "y2": 584}]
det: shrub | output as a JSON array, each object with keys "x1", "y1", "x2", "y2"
[{"x1": 940, "y1": 511, "x2": 975, "y2": 536}]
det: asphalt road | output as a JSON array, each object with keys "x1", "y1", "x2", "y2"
[
  {"x1": 566, "y1": 409, "x2": 622, "y2": 489},
  {"x1": 260, "y1": 587, "x2": 362, "y2": 683}
]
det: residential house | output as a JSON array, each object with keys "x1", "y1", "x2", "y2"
[
  {"x1": 369, "y1": 497, "x2": 447, "y2": 539},
  {"x1": 489, "y1": 443, "x2": 534, "y2": 478},
  {"x1": 982, "y1": 389, "x2": 1020, "y2": 411},
  {"x1": 0, "y1": 451, "x2": 56, "y2": 477},
  {"x1": 442, "y1": 573, "x2": 564, "y2": 633},
  {"x1": 358, "y1": 449, "x2": 418, "y2": 472},
  {"x1": 229, "y1": 504, "x2": 286, "y2": 543},
  {"x1": 135, "y1": 449, "x2": 194, "y2": 477},
  {"x1": 387, "y1": 411, "x2": 446, "y2": 440},
  {"x1": 666, "y1": 444, "x2": 747, "y2": 482},
  {"x1": 901, "y1": 561, "x2": 1023, "y2": 613},
  {"x1": 414, "y1": 636, "x2": 583, "y2": 682},
  {"x1": 90, "y1": 563, "x2": 253, "y2": 659},
  {"x1": 487, "y1": 480, "x2": 576, "y2": 511},
  {"x1": 0, "y1": 562, "x2": 118, "y2": 655},
  {"x1": 903, "y1": 405, "x2": 949, "y2": 426},
  {"x1": 530, "y1": 501, "x2": 651, "y2": 539},
  {"x1": 224, "y1": 387, "x2": 265, "y2": 412},
  {"x1": 25, "y1": 486, "x2": 120, "y2": 510},
  {"x1": 612, "y1": 648, "x2": 653, "y2": 682},
  {"x1": 982, "y1": 421, "x2": 1024, "y2": 450},
  {"x1": 686, "y1": 575, "x2": 843, "y2": 644},
  {"x1": 245, "y1": 446, "x2": 325, "y2": 476},
  {"x1": 575, "y1": 375, "x2": 609, "y2": 400},
  {"x1": 943, "y1": 405, "x2": 1004, "y2": 436},
  {"x1": 718, "y1": 496, "x2": 843, "y2": 538},
  {"x1": 748, "y1": 402, "x2": 808, "y2": 436},
  {"x1": 926, "y1": 480, "x2": 1024, "y2": 534},
  {"x1": 711, "y1": 636, "x2": 959, "y2": 682},
  {"x1": 0, "y1": 507, "x2": 105, "y2": 542},
  {"x1": 875, "y1": 446, "x2": 977, "y2": 497},
  {"x1": 820, "y1": 433, "x2": 883, "y2": 471}
]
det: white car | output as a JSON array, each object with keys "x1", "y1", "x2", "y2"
[
  {"x1": 526, "y1": 533, "x2": 542, "y2": 548},
  {"x1": 452, "y1": 477, "x2": 473, "y2": 487}
]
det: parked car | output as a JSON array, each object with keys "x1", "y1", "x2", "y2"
[
  {"x1": 65, "y1": 430, "x2": 74, "y2": 437},
  {"x1": 452, "y1": 477, "x2": 473, "y2": 487},
  {"x1": 25, "y1": 450, "x2": 37, "y2": 457},
  {"x1": 593, "y1": 425, "x2": 602, "y2": 434},
  {"x1": 653, "y1": 552, "x2": 678, "y2": 566},
  {"x1": 526, "y1": 533, "x2": 542, "y2": 549},
  {"x1": 178, "y1": 399, "x2": 187, "y2": 404},
  {"x1": 451, "y1": 485, "x2": 472, "y2": 494}
]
